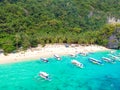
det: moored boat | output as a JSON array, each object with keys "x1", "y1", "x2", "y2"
[
  {"x1": 108, "y1": 54, "x2": 120, "y2": 61},
  {"x1": 89, "y1": 57, "x2": 103, "y2": 65},
  {"x1": 39, "y1": 71, "x2": 50, "y2": 81},
  {"x1": 69, "y1": 54, "x2": 76, "y2": 57},
  {"x1": 40, "y1": 58, "x2": 49, "y2": 62},
  {"x1": 54, "y1": 54, "x2": 61, "y2": 60},
  {"x1": 88, "y1": 52, "x2": 94, "y2": 54},
  {"x1": 117, "y1": 53, "x2": 120, "y2": 57},
  {"x1": 110, "y1": 50, "x2": 116, "y2": 54},
  {"x1": 101, "y1": 57, "x2": 114, "y2": 63},
  {"x1": 71, "y1": 60, "x2": 84, "y2": 68},
  {"x1": 79, "y1": 52, "x2": 88, "y2": 56}
]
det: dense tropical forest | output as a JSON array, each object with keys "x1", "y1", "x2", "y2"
[{"x1": 0, "y1": 0, "x2": 120, "y2": 53}]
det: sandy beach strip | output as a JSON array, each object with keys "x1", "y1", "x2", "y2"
[{"x1": 0, "y1": 44, "x2": 110, "y2": 64}]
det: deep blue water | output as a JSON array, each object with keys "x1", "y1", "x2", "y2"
[{"x1": 0, "y1": 50, "x2": 120, "y2": 90}]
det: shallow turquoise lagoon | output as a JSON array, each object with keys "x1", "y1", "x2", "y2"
[{"x1": 0, "y1": 51, "x2": 120, "y2": 90}]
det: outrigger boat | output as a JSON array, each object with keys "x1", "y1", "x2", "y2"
[
  {"x1": 113, "y1": 53, "x2": 120, "y2": 57},
  {"x1": 108, "y1": 54, "x2": 120, "y2": 61},
  {"x1": 101, "y1": 57, "x2": 114, "y2": 63},
  {"x1": 40, "y1": 58, "x2": 49, "y2": 62},
  {"x1": 71, "y1": 60, "x2": 84, "y2": 68},
  {"x1": 89, "y1": 57, "x2": 103, "y2": 65},
  {"x1": 69, "y1": 54, "x2": 76, "y2": 57},
  {"x1": 39, "y1": 71, "x2": 51, "y2": 81},
  {"x1": 110, "y1": 50, "x2": 115, "y2": 54},
  {"x1": 113, "y1": 53, "x2": 120, "y2": 58},
  {"x1": 54, "y1": 54, "x2": 61, "y2": 60},
  {"x1": 117, "y1": 53, "x2": 120, "y2": 57},
  {"x1": 79, "y1": 52, "x2": 87, "y2": 56},
  {"x1": 88, "y1": 52, "x2": 94, "y2": 54}
]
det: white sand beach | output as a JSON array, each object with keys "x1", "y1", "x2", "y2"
[{"x1": 0, "y1": 44, "x2": 110, "y2": 64}]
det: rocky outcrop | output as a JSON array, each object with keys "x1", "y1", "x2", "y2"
[{"x1": 107, "y1": 26, "x2": 120, "y2": 49}]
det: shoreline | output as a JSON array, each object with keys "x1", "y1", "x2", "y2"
[{"x1": 0, "y1": 44, "x2": 110, "y2": 64}]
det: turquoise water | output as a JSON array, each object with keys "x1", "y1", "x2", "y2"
[{"x1": 0, "y1": 51, "x2": 120, "y2": 90}]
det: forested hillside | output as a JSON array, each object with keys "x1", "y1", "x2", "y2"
[{"x1": 0, "y1": 0, "x2": 120, "y2": 53}]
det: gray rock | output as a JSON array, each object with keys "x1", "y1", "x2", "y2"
[{"x1": 107, "y1": 27, "x2": 120, "y2": 49}]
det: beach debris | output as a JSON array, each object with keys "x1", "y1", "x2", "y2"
[{"x1": 64, "y1": 43, "x2": 69, "y2": 48}]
